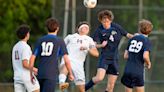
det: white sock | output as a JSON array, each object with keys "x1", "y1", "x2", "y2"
[{"x1": 59, "y1": 74, "x2": 67, "y2": 84}]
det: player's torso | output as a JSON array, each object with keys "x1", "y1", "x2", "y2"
[
  {"x1": 125, "y1": 35, "x2": 149, "y2": 74},
  {"x1": 36, "y1": 35, "x2": 64, "y2": 79},
  {"x1": 67, "y1": 33, "x2": 91, "y2": 63},
  {"x1": 12, "y1": 41, "x2": 31, "y2": 80},
  {"x1": 97, "y1": 24, "x2": 125, "y2": 60}
]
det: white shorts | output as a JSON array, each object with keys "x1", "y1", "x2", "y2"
[
  {"x1": 14, "y1": 75, "x2": 40, "y2": 92},
  {"x1": 60, "y1": 59, "x2": 85, "y2": 85}
]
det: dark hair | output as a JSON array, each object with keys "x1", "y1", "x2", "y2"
[
  {"x1": 45, "y1": 18, "x2": 60, "y2": 32},
  {"x1": 139, "y1": 19, "x2": 153, "y2": 35},
  {"x1": 98, "y1": 10, "x2": 114, "y2": 21},
  {"x1": 75, "y1": 21, "x2": 90, "y2": 33},
  {"x1": 16, "y1": 24, "x2": 30, "y2": 39}
]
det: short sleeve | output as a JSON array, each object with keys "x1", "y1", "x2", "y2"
[
  {"x1": 89, "y1": 37, "x2": 96, "y2": 49},
  {"x1": 58, "y1": 39, "x2": 68, "y2": 56},
  {"x1": 113, "y1": 23, "x2": 128, "y2": 36},
  {"x1": 33, "y1": 39, "x2": 41, "y2": 56},
  {"x1": 22, "y1": 46, "x2": 31, "y2": 61},
  {"x1": 92, "y1": 28, "x2": 100, "y2": 42},
  {"x1": 144, "y1": 39, "x2": 151, "y2": 52}
]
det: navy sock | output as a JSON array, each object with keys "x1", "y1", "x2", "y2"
[{"x1": 85, "y1": 79, "x2": 95, "y2": 91}]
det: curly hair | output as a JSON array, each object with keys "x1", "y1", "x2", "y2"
[
  {"x1": 139, "y1": 19, "x2": 153, "y2": 35},
  {"x1": 45, "y1": 18, "x2": 60, "y2": 32},
  {"x1": 98, "y1": 10, "x2": 114, "y2": 21},
  {"x1": 16, "y1": 24, "x2": 30, "y2": 39}
]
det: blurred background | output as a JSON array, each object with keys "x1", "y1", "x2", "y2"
[{"x1": 0, "y1": 0, "x2": 164, "y2": 92}]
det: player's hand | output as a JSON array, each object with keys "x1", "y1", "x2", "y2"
[
  {"x1": 145, "y1": 63, "x2": 151, "y2": 69},
  {"x1": 101, "y1": 41, "x2": 108, "y2": 47},
  {"x1": 33, "y1": 67, "x2": 38, "y2": 75},
  {"x1": 68, "y1": 74, "x2": 74, "y2": 81}
]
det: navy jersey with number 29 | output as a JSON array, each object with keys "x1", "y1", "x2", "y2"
[
  {"x1": 124, "y1": 34, "x2": 151, "y2": 76},
  {"x1": 33, "y1": 34, "x2": 68, "y2": 80}
]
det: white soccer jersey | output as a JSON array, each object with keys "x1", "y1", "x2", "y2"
[
  {"x1": 12, "y1": 41, "x2": 32, "y2": 80},
  {"x1": 61, "y1": 33, "x2": 96, "y2": 85},
  {"x1": 12, "y1": 41, "x2": 39, "y2": 91},
  {"x1": 65, "y1": 33, "x2": 95, "y2": 65}
]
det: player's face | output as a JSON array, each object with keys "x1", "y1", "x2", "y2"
[
  {"x1": 26, "y1": 32, "x2": 30, "y2": 40},
  {"x1": 101, "y1": 18, "x2": 112, "y2": 29},
  {"x1": 80, "y1": 26, "x2": 89, "y2": 35}
]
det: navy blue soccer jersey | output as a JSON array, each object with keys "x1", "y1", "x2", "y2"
[
  {"x1": 33, "y1": 34, "x2": 68, "y2": 80},
  {"x1": 92, "y1": 22, "x2": 128, "y2": 61},
  {"x1": 124, "y1": 34, "x2": 151, "y2": 76}
]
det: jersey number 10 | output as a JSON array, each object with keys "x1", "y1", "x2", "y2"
[
  {"x1": 129, "y1": 40, "x2": 143, "y2": 53},
  {"x1": 41, "y1": 42, "x2": 54, "y2": 56}
]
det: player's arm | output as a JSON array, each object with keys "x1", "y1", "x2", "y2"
[
  {"x1": 22, "y1": 59, "x2": 38, "y2": 75},
  {"x1": 124, "y1": 50, "x2": 128, "y2": 59},
  {"x1": 89, "y1": 47, "x2": 99, "y2": 57},
  {"x1": 63, "y1": 54, "x2": 74, "y2": 81},
  {"x1": 29, "y1": 55, "x2": 37, "y2": 84},
  {"x1": 143, "y1": 51, "x2": 151, "y2": 69}
]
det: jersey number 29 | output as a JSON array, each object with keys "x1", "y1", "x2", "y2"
[
  {"x1": 129, "y1": 40, "x2": 143, "y2": 53},
  {"x1": 41, "y1": 42, "x2": 54, "y2": 56}
]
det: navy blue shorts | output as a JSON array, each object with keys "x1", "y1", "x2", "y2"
[
  {"x1": 121, "y1": 73, "x2": 144, "y2": 88},
  {"x1": 38, "y1": 79, "x2": 56, "y2": 92},
  {"x1": 98, "y1": 59, "x2": 119, "y2": 75}
]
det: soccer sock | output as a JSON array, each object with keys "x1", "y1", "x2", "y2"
[
  {"x1": 85, "y1": 79, "x2": 95, "y2": 91},
  {"x1": 59, "y1": 74, "x2": 67, "y2": 83}
]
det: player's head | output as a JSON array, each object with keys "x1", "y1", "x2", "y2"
[
  {"x1": 16, "y1": 24, "x2": 30, "y2": 40},
  {"x1": 45, "y1": 18, "x2": 60, "y2": 33},
  {"x1": 76, "y1": 21, "x2": 90, "y2": 35},
  {"x1": 139, "y1": 19, "x2": 153, "y2": 35},
  {"x1": 98, "y1": 10, "x2": 114, "y2": 29}
]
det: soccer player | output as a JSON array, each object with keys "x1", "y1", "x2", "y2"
[
  {"x1": 121, "y1": 19, "x2": 153, "y2": 92},
  {"x1": 29, "y1": 18, "x2": 74, "y2": 92},
  {"x1": 85, "y1": 10, "x2": 133, "y2": 92},
  {"x1": 59, "y1": 21, "x2": 99, "y2": 92},
  {"x1": 12, "y1": 24, "x2": 40, "y2": 92}
]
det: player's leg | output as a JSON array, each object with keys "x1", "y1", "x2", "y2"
[
  {"x1": 14, "y1": 81, "x2": 26, "y2": 92},
  {"x1": 41, "y1": 79, "x2": 56, "y2": 92},
  {"x1": 121, "y1": 72, "x2": 134, "y2": 92},
  {"x1": 73, "y1": 68, "x2": 85, "y2": 92},
  {"x1": 135, "y1": 86, "x2": 144, "y2": 92},
  {"x1": 77, "y1": 85, "x2": 85, "y2": 92},
  {"x1": 23, "y1": 75, "x2": 40, "y2": 92},
  {"x1": 125, "y1": 86, "x2": 133, "y2": 92},
  {"x1": 105, "y1": 62, "x2": 119, "y2": 92},
  {"x1": 85, "y1": 68, "x2": 106, "y2": 91},
  {"x1": 59, "y1": 61, "x2": 69, "y2": 91},
  {"x1": 106, "y1": 74, "x2": 118, "y2": 92}
]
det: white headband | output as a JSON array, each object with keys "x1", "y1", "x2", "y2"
[{"x1": 78, "y1": 24, "x2": 89, "y2": 32}]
